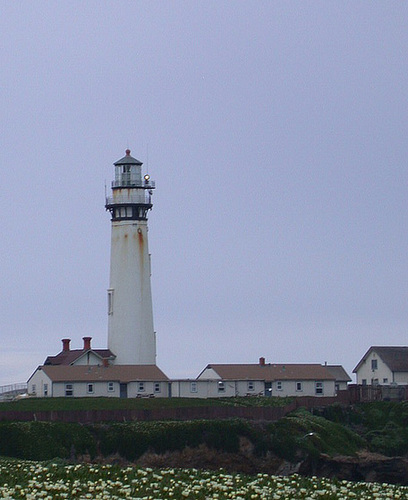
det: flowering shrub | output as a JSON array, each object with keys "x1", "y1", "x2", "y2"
[{"x1": 0, "y1": 458, "x2": 407, "y2": 499}]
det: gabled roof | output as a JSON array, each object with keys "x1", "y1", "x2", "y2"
[
  {"x1": 44, "y1": 349, "x2": 115, "y2": 366},
  {"x1": 37, "y1": 364, "x2": 169, "y2": 383},
  {"x1": 325, "y1": 365, "x2": 352, "y2": 382},
  {"x1": 198, "y1": 364, "x2": 336, "y2": 381},
  {"x1": 353, "y1": 346, "x2": 408, "y2": 373}
]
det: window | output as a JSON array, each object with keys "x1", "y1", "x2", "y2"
[
  {"x1": 154, "y1": 382, "x2": 161, "y2": 393},
  {"x1": 315, "y1": 382, "x2": 323, "y2": 395},
  {"x1": 296, "y1": 382, "x2": 302, "y2": 392},
  {"x1": 362, "y1": 379, "x2": 367, "y2": 386},
  {"x1": 372, "y1": 378, "x2": 379, "y2": 386},
  {"x1": 65, "y1": 384, "x2": 73, "y2": 397},
  {"x1": 335, "y1": 383, "x2": 340, "y2": 392},
  {"x1": 371, "y1": 359, "x2": 378, "y2": 370},
  {"x1": 383, "y1": 378, "x2": 388, "y2": 384},
  {"x1": 31, "y1": 384, "x2": 36, "y2": 394},
  {"x1": 44, "y1": 384, "x2": 48, "y2": 397},
  {"x1": 247, "y1": 381, "x2": 255, "y2": 392},
  {"x1": 276, "y1": 381, "x2": 283, "y2": 391},
  {"x1": 218, "y1": 381, "x2": 225, "y2": 393},
  {"x1": 87, "y1": 383, "x2": 94, "y2": 394},
  {"x1": 190, "y1": 382, "x2": 198, "y2": 393},
  {"x1": 108, "y1": 382, "x2": 114, "y2": 392},
  {"x1": 138, "y1": 382, "x2": 145, "y2": 392},
  {"x1": 107, "y1": 289, "x2": 114, "y2": 315}
]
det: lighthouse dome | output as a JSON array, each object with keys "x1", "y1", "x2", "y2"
[{"x1": 114, "y1": 149, "x2": 143, "y2": 166}]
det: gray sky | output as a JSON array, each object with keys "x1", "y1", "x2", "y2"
[{"x1": 1, "y1": 2, "x2": 407, "y2": 385}]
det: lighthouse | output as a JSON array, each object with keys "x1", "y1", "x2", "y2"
[{"x1": 105, "y1": 149, "x2": 156, "y2": 365}]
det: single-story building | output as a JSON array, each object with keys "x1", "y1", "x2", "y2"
[
  {"x1": 353, "y1": 346, "x2": 408, "y2": 385},
  {"x1": 27, "y1": 364, "x2": 169, "y2": 398},
  {"x1": 195, "y1": 358, "x2": 339, "y2": 397}
]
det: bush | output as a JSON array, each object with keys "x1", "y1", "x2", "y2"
[
  {"x1": 97, "y1": 419, "x2": 255, "y2": 460},
  {"x1": 0, "y1": 422, "x2": 96, "y2": 460}
]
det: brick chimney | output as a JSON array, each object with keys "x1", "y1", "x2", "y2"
[
  {"x1": 62, "y1": 339, "x2": 71, "y2": 352},
  {"x1": 259, "y1": 357, "x2": 265, "y2": 366},
  {"x1": 103, "y1": 358, "x2": 109, "y2": 368},
  {"x1": 83, "y1": 337, "x2": 92, "y2": 351}
]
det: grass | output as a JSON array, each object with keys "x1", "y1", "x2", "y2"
[{"x1": 0, "y1": 395, "x2": 293, "y2": 412}]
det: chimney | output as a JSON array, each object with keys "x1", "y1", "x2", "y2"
[
  {"x1": 83, "y1": 337, "x2": 92, "y2": 351},
  {"x1": 103, "y1": 358, "x2": 109, "y2": 368},
  {"x1": 62, "y1": 339, "x2": 71, "y2": 352},
  {"x1": 259, "y1": 357, "x2": 265, "y2": 366}
]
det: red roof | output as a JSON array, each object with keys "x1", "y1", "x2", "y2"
[
  {"x1": 198, "y1": 363, "x2": 336, "y2": 381},
  {"x1": 38, "y1": 364, "x2": 169, "y2": 383},
  {"x1": 44, "y1": 349, "x2": 115, "y2": 366}
]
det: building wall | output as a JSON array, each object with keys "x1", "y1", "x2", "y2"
[
  {"x1": 27, "y1": 370, "x2": 53, "y2": 397},
  {"x1": 127, "y1": 381, "x2": 168, "y2": 398},
  {"x1": 392, "y1": 372, "x2": 408, "y2": 384},
  {"x1": 270, "y1": 379, "x2": 335, "y2": 397},
  {"x1": 170, "y1": 379, "x2": 334, "y2": 398},
  {"x1": 52, "y1": 381, "x2": 120, "y2": 398},
  {"x1": 335, "y1": 381, "x2": 349, "y2": 391},
  {"x1": 50, "y1": 380, "x2": 169, "y2": 398},
  {"x1": 355, "y1": 350, "x2": 394, "y2": 385},
  {"x1": 72, "y1": 352, "x2": 105, "y2": 366}
]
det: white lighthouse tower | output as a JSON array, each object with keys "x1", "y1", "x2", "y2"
[{"x1": 105, "y1": 149, "x2": 156, "y2": 365}]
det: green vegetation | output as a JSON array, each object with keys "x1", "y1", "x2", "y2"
[
  {"x1": 2, "y1": 459, "x2": 407, "y2": 499},
  {"x1": 267, "y1": 408, "x2": 365, "y2": 461},
  {"x1": 319, "y1": 401, "x2": 408, "y2": 456},
  {"x1": 0, "y1": 413, "x2": 364, "y2": 463},
  {"x1": 2, "y1": 400, "x2": 408, "y2": 465},
  {"x1": 0, "y1": 396, "x2": 292, "y2": 412},
  {"x1": 0, "y1": 422, "x2": 96, "y2": 461}
]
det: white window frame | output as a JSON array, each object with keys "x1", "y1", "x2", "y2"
[
  {"x1": 31, "y1": 384, "x2": 36, "y2": 394},
  {"x1": 138, "y1": 382, "x2": 145, "y2": 392},
  {"x1": 108, "y1": 381, "x2": 115, "y2": 392},
  {"x1": 276, "y1": 381, "x2": 283, "y2": 391},
  {"x1": 65, "y1": 384, "x2": 73, "y2": 397},
  {"x1": 296, "y1": 381, "x2": 303, "y2": 392},
  {"x1": 154, "y1": 382, "x2": 161, "y2": 393},
  {"x1": 44, "y1": 384, "x2": 48, "y2": 397},
  {"x1": 371, "y1": 359, "x2": 378, "y2": 370},
  {"x1": 247, "y1": 381, "x2": 255, "y2": 392},
  {"x1": 190, "y1": 382, "x2": 198, "y2": 393},
  {"x1": 218, "y1": 381, "x2": 225, "y2": 393},
  {"x1": 87, "y1": 383, "x2": 94, "y2": 394},
  {"x1": 107, "y1": 289, "x2": 114, "y2": 315},
  {"x1": 315, "y1": 381, "x2": 323, "y2": 395}
]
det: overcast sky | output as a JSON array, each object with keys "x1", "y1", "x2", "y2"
[{"x1": 1, "y1": 2, "x2": 407, "y2": 386}]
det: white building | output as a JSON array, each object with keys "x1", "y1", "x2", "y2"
[
  {"x1": 28, "y1": 364, "x2": 169, "y2": 398},
  {"x1": 192, "y1": 358, "x2": 339, "y2": 398},
  {"x1": 105, "y1": 150, "x2": 156, "y2": 365},
  {"x1": 353, "y1": 346, "x2": 408, "y2": 385}
]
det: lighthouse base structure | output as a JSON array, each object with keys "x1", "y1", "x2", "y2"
[{"x1": 107, "y1": 219, "x2": 156, "y2": 365}]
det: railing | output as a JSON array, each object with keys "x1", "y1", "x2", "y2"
[
  {"x1": 105, "y1": 193, "x2": 152, "y2": 206},
  {"x1": 0, "y1": 383, "x2": 27, "y2": 395},
  {"x1": 111, "y1": 180, "x2": 155, "y2": 189}
]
